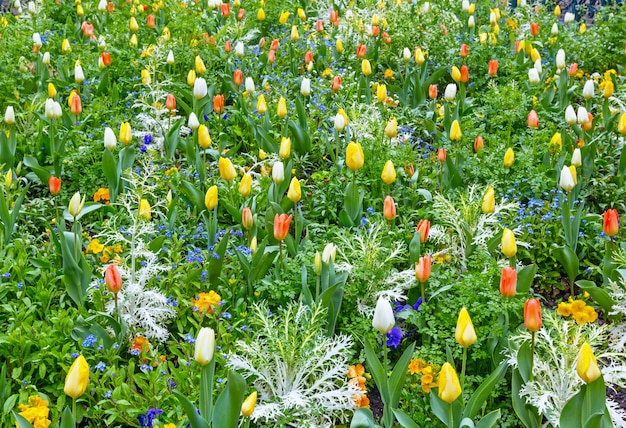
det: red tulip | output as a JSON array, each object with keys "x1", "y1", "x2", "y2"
[
  {"x1": 530, "y1": 22, "x2": 539, "y2": 36},
  {"x1": 527, "y1": 110, "x2": 539, "y2": 129},
  {"x1": 488, "y1": 59, "x2": 498, "y2": 76},
  {"x1": 221, "y1": 3, "x2": 230, "y2": 17},
  {"x1": 500, "y1": 266, "x2": 517, "y2": 297},
  {"x1": 49, "y1": 176, "x2": 61, "y2": 195},
  {"x1": 383, "y1": 195, "x2": 396, "y2": 221},
  {"x1": 415, "y1": 254, "x2": 432, "y2": 283},
  {"x1": 460, "y1": 43, "x2": 469, "y2": 58},
  {"x1": 416, "y1": 219, "x2": 430, "y2": 243},
  {"x1": 104, "y1": 264, "x2": 122, "y2": 293},
  {"x1": 356, "y1": 44, "x2": 366, "y2": 58},
  {"x1": 274, "y1": 213, "x2": 292, "y2": 241},
  {"x1": 107, "y1": 1, "x2": 114, "y2": 12},
  {"x1": 233, "y1": 69, "x2": 243, "y2": 86},
  {"x1": 524, "y1": 298, "x2": 542, "y2": 331},
  {"x1": 603, "y1": 209, "x2": 619, "y2": 237},
  {"x1": 146, "y1": 14, "x2": 155, "y2": 28}
]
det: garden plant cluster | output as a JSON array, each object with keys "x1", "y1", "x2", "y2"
[{"x1": 1, "y1": 0, "x2": 626, "y2": 426}]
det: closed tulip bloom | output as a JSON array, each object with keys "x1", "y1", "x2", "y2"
[
  {"x1": 213, "y1": 94, "x2": 224, "y2": 114},
  {"x1": 188, "y1": 113, "x2": 199, "y2": 130},
  {"x1": 300, "y1": 78, "x2": 311, "y2": 97},
  {"x1": 455, "y1": 307, "x2": 477, "y2": 347},
  {"x1": 204, "y1": 185, "x2": 218, "y2": 210},
  {"x1": 582, "y1": 80, "x2": 595, "y2": 100},
  {"x1": 377, "y1": 84, "x2": 387, "y2": 103},
  {"x1": 582, "y1": 112, "x2": 594, "y2": 131},
  {"x1": 49, "y1": 176, "x2": 61, "y2": 195},
  {"x1": 488, "y1": 59, "x2": 498, "y2": 76},
  {"x1": 468, "y1": 15, "x2": 475, "y2": 28},
  {"x1": 385, "y1": 117, "x2": 398, "y2": 138},
  {"x1": 241, "y1": 207, "x2": 254, "y2": 230},
  {"x1": 577, "y1": 107, "x2": 589, "y2": 125},
  {"x1": 559, "y1": 166, "x2": 575, "y2": 192},
  {"x1": 104, "y1": 264, "x2": 122, "y2": 293},
  {"x1": 274, "y1": 213, "x2": 292, "y2": 241},
  {"x1": 551, "y1": 22, "x2": 559, "y2": 35},
  {"x1": 64, "y1": 355, "x2": 89, "y2": 399},
  {"x1": 524, "y1": 298, "x2": 542, "y2": 331},
  {"x1": 119, "y1": 122, "x2": 132, "y2": 144},
  {"x1": 416, "y1": 219, "x2": 430, "y2": 243},
  {"x1": 166, "y1": 94, "x2": 176, "y2": 111},
  {"x1": 504, "y1": 147, "x2": 514, "y2": 168},
  {"x1": 290, "y1": 25, "x2": 299, "y2": 41},
  {"x1": 530, "y1": 22, "x2": 539, "y2": 36},
  {"x1": 356, "y1": 44, "x2": 367, "y2": 58},
  {"x1": 129, "y1": 16, "x2": 139, "y2": 32},
  {"x1": 402, "y1": 47, "x2": 411, "y2": 61},
  {"x1": 287, "y1": 177, "x2": 301, "y2": 203},
  {"x1": 361, "y1": 59, "x2": 372, "y2": 76},
  {"x1": 141, "y1": 69, "x2": 151, "y2": 86},
  {"x1": 381, "y1": 160, "x2": 396, "y2": 185},
  {"x1": 501, "y1": 228, "x2": 517, "y2": 258},
  {"x1": 322, "y1": 243, "x2": 337, "y2": 264},
  {"x1": 279, "y1": 137, "x2": 291, "y2": 159},
  {"x1": 272, "y1": 161, "x2": 284, "y2": 184},
  {"x1": 193, "y1": 78, "x2": 208, "y2": 100},
  {"x1": 194, "y1": 55, "x2": 206, "y2": 74},
  {"x1": 334, "y1": 111, "x2": 347, "y2": 132},
  {"x1": 438, "y1": 363, "x2": 462, "y2": 404},
  {"x1": 219, "y1": 157, "x2": 237, "y2": 181},
  {"x1": 528, "y1": 68, "x2": 540, "y2": 84},
  {"x1": 450, "y1": 120, "x2": 462, "y2": 141},
  {"x1": 139, "y1": 199, "x2": 151, "y2": 220},
  {"x1": 45, "y1": 98, "x2": 56, "y2": 119},
  {"x1": 332, "y1": 75, "x2": 342, "y2": 93},
  {"x1": 383, "y1": 195, "x2": 396, "y2": 220},
  {"x1": 415, "y1": 254, "x2": 432, "y2": 283},
  {"x1": 564, "y1": 11, "x2": 575, "y2": 23},
  {"x1": 346, "y1": 142, "x2": 365, "y2": 171},
  {"x1": 460, "y1": 65, "x2": 469, "y2": 83},
  {"x1": 414, "y1": 47, "x2": 425, "y2": 64},
  {"x1": 194, "y1": 327, "x2": 215, "y2": 365},
  {"x1": 104, "y1": 127, "x2": 117, "y2": 150},
  {"x1": 429, "y1": 84, "x2": 438, "y2": 99},
  {"x1": 565, "y1": 105, "x2": 577, "y2": 125},
  {"x1": 48, "y1": 83, "x2": 57, "y2": 98},
  {"x1": 167, "y1": 50, "x2": 175, "y2": 65},
  {"x1": 482, "y1": 187, "x2": 495, "y2": 214},
  {"x1": 528, "y1": 110, "x2": 539, "y2": 128},
  {"x1": 197, "y1": 125, "x2": 211, "y2": 149},
  {"x1": 42, "y1": 51, "x2": 50, "y2": 65},
  {"x1": 241, "y1": 391, "x2": 257, "y2": 417},
  {"x1": 556, "y1": 49, "x2": 565, "y2": 70},
  {"x1": 474, "y1": 136, "x2": 484, "y2": 153},
  {"x1": 70, "y1": 93, "x2": 82, "y2": 115},
  {"x1": 68, "y1": 192, "x2": 86, "y2": 217},
  {"x1": 618, "y1": 113, "x2": 626, "y2": 135},
  {"x1": 257, "y1": 8, "x2": 265, "y2": 20},
  {"x1": 603, "y1": 209, "x2": 619, "y2": 237},
  {"x1": 500, "y1": 266, "x2": 517, "y2": 297},
  {"x1": 372, "y1": 296, "x2": 395, "y2": 334},
  {"x1": 603, "y1": 81, "x2": 614, "y2": 98},
  {"x1": 187, "y1": 69, "x2": 196, "y2": 86},
  {"x1": 451, "y1": 66, "x2": 461, "y2": 83},
  {"x1": 444, "y1": 83, "x2": 457, "y2": 101},
  {"x1": 437, "y1": 148, "x2": 447, "y2": 163},
  {"x1": 234, "y1": 41, "x2": 244, "y2": 57},
  {"x1": 277, "y1": 96, "x2": 287, "y2": 118},
  {"x1": 239, "y1": 174, "x2": 252, "y2": 197},
  {"x1": 576, "y1": 343, "x2": 601, "y2": 384},
  {"x1": 62, "y1": 38, "x2": 72, "y2": 53},
  {"x1": 256, "y1": 95, "x2": 267, "y2": 114},
  {"x1": 571, "y1": 148, "x2": 582, "y2": 167}
]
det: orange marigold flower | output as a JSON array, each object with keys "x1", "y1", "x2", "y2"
[
  {"x1": 93, "y1": 187, "x2": 110, "y2": 204},
  {"x1": 192, "y1": 291, "x2": 222, "y2": 314},
  {"x1": 348, "y1": 364, "x2": 365, "y2": 378},
  {"x1": 131, "y1": 335, "x2": 150, "y2": 353}
]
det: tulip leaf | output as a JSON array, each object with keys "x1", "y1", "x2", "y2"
[
  {"x1": 62, "y1": 203, "x2": 104, "y2": 222},
  {"x1": 619, "y1": 144, "x2": 626, "y2": 176},
  {"x1": 208, "y1": 232, "x2": 229, "y2": 286},
  {"x1": 554, "y1": 245, "x2": 579, "y2": 286},
  {"x1": 179, "y1": 180, "x2": 205, "y2": 213},
  {"x1": 59, "y1": 406, "x2": 76, "y2": 428},
  {"x1": 560, "y1": 386, "x2": 584, "y2": 428},
  {"x1": 583, "y1": 376, "x2": 607, "y2": 426},
  {"x1": 460, "y1": 417, "x2": 476, "y2": 428},
  {"x1": 430, "y1": 389, "x2": 463, "y2": 427},
  {"x1": 350, "y1": 408, "x2": 376, "y2": 428},
  {"x1": 463, "y1": 362, "x2": 507, "y2": 420},
  {"x1": 173, "y1": 390, "x2": 210, "y2": 428},
  {"x1": 165, "y1": 118, "x2": 185, "y2": 160},
  {"x1": 511, "y1": 368, "x2": 541, "y2": 428},
  {"x1": 392, "y1": 408, "x2": 420, "y2": 428},
  {"x1": 475, "y1": 409, "x2": 502, "y2": 428},
  {"x1": 102, "y1": 149, "x2": 119, "y2": 201},
  {"x1": 516, "y1": 264, "x2": 538, "y2": 294},
  {"x1": 13, "y1": 412, "x2": 35, "y2": 428},
  {"x1": 23, "y1": 155, "x2": 51, "y2": 184},
  {"x1": 389, "y1": 343, "x2": 416, "y2": 407},
  {"x1": 517, "y1": 342, "x2": 532, "y2": 383},
  {"x1": 576, "y1": 280, "x2": 615, "y2": 315},
  {"x1": 212, "y1": 370, "x2": 246, "y2": 428},
  {"x1": 363, "y1": 339, "x2": 389, "y2": 405}
]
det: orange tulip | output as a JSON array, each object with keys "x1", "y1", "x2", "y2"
[
  {"x1": 332, "y1": 75, "x2": 342, "y2": 93},
  {"x1": 524, "y1": 298, "x2": 542, "y2": 331},
  {"x1": 527, "y1": 110, "x2": 539, "y2": 129},
  {"x1": 104, "y1": 264, "x2": 122, "y2": 293},
  {"x1": 415, "y1": 254, "x2": 432, "y2": 283},
  {"x1": 316, "y1": 20, "x2": 324, "y2": 32},
  {"x1": 166, "y1": 94, "x2": 176, "y2": 111},
  {"x1": 268, "y1": 49, "x2": 276, "y2": 64},
  {"x1": 304, "y1": 50, "x2": 313, "y2": 64},
  {"x1": 213, "y1": 94, "x2": 224, "y2": 114},
  {"x1": 499, "y1": 266, "x2": 517, "y2": 297},
  {"x1": 474, "y1": 136, "x2": 484, "y2": 152},
  {"x1": 437, "y1": 148, "x2": 447, "y2": 162},
  {"x1": 459, "y1": 43, "x2": 469, "y2": 58},
  {"x1": 603, "y1": 209, "x2": 619, "y2": 237},
  {"x1": 383, "y1": 195, "x2": 396, "y2": 221},
  {"x1": 270, "y1": 39, "x2": 279, "y2": 51},
  {"x1": 233, "y1": 70, "x2": 243, "y2": 86},
  {"x1": 460, "y1": 65, "x2": 469, "y2": 83},
  {"x1": 488, "y1": 59, "x2": 498, "y2": 76},
  {"x1": 428, "y1": 84, "x2": 438, "y2": 99},
  {"x1": 416, "y1": 219, "x2": 430, "y2": 243},
  {"x1": 356, "y1": 44, "x2": 366, "y2": 58},
  {"x1": 70, "y1": 93, "x2": 82, "y2": 115},
  {"x1": 101, "y1": 52, "x2": 111, "y2": 67},
  {"x1": 581, "y1": 112, "x2": 593, "y2": 131},
  {"x1": 242, "y1": 207, "x2": 254, "y2": 230},
  {"x1": 273, "y1": 213, "x2": 292, "y2": 241},
  {"x1": 147, "y1": 14, "x2": 155, "y2": 28},
  {"x1": 530, "y1": 22, "x2": 539, "y2": 36},
  {"x1": 237, "y1": 8, "x2": 244, "y2": 20},
  {"x1": 49, "y1": 176, "x2": 62, "y2": 195},
  {"x1": 569, "y1": 63, "x2": 578, "y2": 77},
  {"x1": 221, "y1": 3, "x2": 230, "y2": 17}
]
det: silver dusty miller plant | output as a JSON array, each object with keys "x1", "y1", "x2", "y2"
[
  {"x1": 227, "y1": 301, "x2": 359, "y2": 428},
  {"x1": 89, "y1": 158, "x2": 175, "y2": 342}
]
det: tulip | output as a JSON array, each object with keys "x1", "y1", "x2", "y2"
[
  {"x1": 415, "y1": 254, "x2": 432, "y2": 283},
  {"x1": 401, "y1": 47, "x2": 411, "y2": 62},
  {"x1": 277, "y1": 97, "x2": 287, "y2": 118},
  {"x1": 530, "y1": 49, "x2": 541, "y2": 64},
  {"x1": 194, "y1": 327, "x2": 215, "y2": 365},
  {"x1": 460, "y1": 65, "x2": 469, "y2": 83},
  {"x1": 356, "y1": 44, "x2": 367, "y2": 58},
  {"x1": 603, "y1": 81, "x2": 614, "y2": 98},
  {"x1": 576, "y1": 343, "x2": 601, "y2": 384},
  {"x1": 241, "y1": 391, "x2": 257, "y2": 417},
  {"x1": 119, "y1": 122, "x2": 132, "y2": 144},
  {"x1": 361, "y1": 59, "x2": 372, "y2": 76},
  {"x1": 554, "y1": 4, "x2": 561, "y2": 15},
  {"x1": 285, "y1": 177, "x2": 301, "y2": 203},
  {"x1": 49, "y1": 176, "x2": 61, "y2": 195},
  {"x1": 565, "y1": 105, "x2": 577, "y2": 125},
  {"x1": 449, "y1": 120, "x2": 462, "y2": 141},
  {"x1": 550, "y1": 132, "x2": 562, "y2": 154},
  {"x1": 530, "y1": 22, "x2": 539, "y2": 36},
  {"x1": 582, "y1": 80, "x2": 595, "y2": 100},
  {"x1": 569, "y1": 148, "x2": 582, "y2": 169},
  {"x1": 4, "y1": 169, "x2": 12, "y2": 188},
  {"x1": 603, "y1": 209, "x2": 619, "y2": 237},
  {"x1": 372, "y1": 296, "x2": 395, "y2": 334},
  {"x1": 482, "y1": 187, "x2": 495, "y2": 214},
  {"x1": 376, "y1": 84, "x2": 387, "y2": 103},
  {"x1": 238, "y1": 207, "x2": 254, "y2": 232},
  {"x1": 204, "y1": 185, "x2": 218, "y2": 210},
  {"x1": 528, "y1": 110, "x2": 539, "y2": 128},
  {"x1": 70, "y1": 93, "x2": 82, "y2": 116},
  {"x1": 381, "y1": 160, "x2": 396, "y2": 185},
  {"x1": 500, "y1": 266, "x2": 517, "y2": 297},
  {"x1": 383, "y1": 195, "x2": 396, "y2": 221},
  {"x1": 437, "y1": 148, "x2": 447, "y2": 163},
  {"x1": 618, "y1": 113, "x2": 626, "y2": 135},
  {"x1": 444, "y1": 83, "x2": 457, "y2": 101},
  {"x1": 300, "y1": 78, "x2": 311, "y2": 97},
  {"x1": 414, "y1": 219, "x2": 429, "y2": 243},
  {"x1": 141, "y1": 69, "x2": 151, "y2": 86},
  {"x1": 322, "y1": 243, "x2": 337, "y2": 264},
  {"x1": 213, "y1": 94, "x2": 224, "y2": 114},
  {"x1": 334, "y1": 110, "x2": 347, "y2": 132},
  {"x1": 257, "y1": 8, "x2": 265, "y2": 20},
  {"x1": 165, "y1": 94, "x2": 176, "y2": 112},
  {"x1": 577, "y1": 107, "x2": 588, "y2": 125},
  {"x1": 290, "y1": 25, "x2": 299, "y2": 41},
  {"x1": 551, "y1": 22, "x2": 559, "y2": 36},
  {"x1": 455, "y1": 307, "x2": 477, "y2": 347},
  {"x1": 488, "y1": 59, "x2": 498, "y2": 76},
  {"x1": 451, "y1": 66, "x2": 461, "y2": 83},
  {"x1": 105, "y1": 264, "x2": 122, "y2": 293},
  {"x1": 68, "y1": 192, "x2": 86, "y2": 218},
  {"x1": 139, "y1": 199, "x2": 151, "y2": 220},
  {"x1": 188, "y1": 113, "x2": 199, "y2": 130},
  {"x1": 504, "y1": 148, "x2": 514, "y2": 168},
  {"x1": 468, "y1": 16, "x2": 475, "y2": 28},
  {"x1": 438, "y1": 362, "x2": 461, "y2": 404},
  {"x1": 167, "y1": 50, "x2": 175, "y2": 65},
  {"x1": 272, "y1": 161, "x2": 284, "y2": 184},
  {"x1": 238, "y1": 173, "x2": 252, "y2": 198},
  {"x1": 524, "y1": 298, "x2": 542, "y2": 331},
  {"x1": 556, "y1": 49, "x2": 565, "y2": 70},
  {"x1": 64, "y1": 355, "x2": 89, "y2": 399},
  {"x1": 559, "y1": 166, "x2": 575, "y2": 192},
  {"x1": 62, "y1": 38, "x2": 72, "y2": 53},
  {"x1": 384, "y1": 117, "x2": 397, "y2": 138},
  {"x1": 193, "y1": 78, "x2": 208, "y2": 100},
  {"x1": 103, "y1": 127, "x2": 117, "y2": 150},
  {"x1": 46, "y1": 82, "x2": 57, "y2": 99},
  {"x1": 501, "y1": 228, "x2": 517, "y2": 258},
  {"x1": 346, "y1": 142, "x2": 365, "y2": 172},
  {"x1": 429, "y1": 84, "x2": 438, "y2": 99},
  {"x1": 129, "y1": 16, "x2": 139, "y2": 32},
  {"x1": 234, "y1": 41, "x2": 244, "y2": 57},
  {"x1": 564, "y1": 12, "x2": 575, "y2": 23},
  {"x1": 474, "y1": 136, "x2": 484, "y2": 153},
  {"x1": 332, "y1": 75, "x2": 342, "y2": 93},
  {"x1": 528, "y1": 68, "x2": 540, "y2": 84},
  {"x1": 279, "y1": 10, "x2": 290, "y2": 24},
  {"x1": 414, "y1": 47, "x2": 425, "y2": 64},
  {"x1": 224, "y1": 40, "x2": 231, "y2": 53},
  {"x1": 219, "y1": 157, "x2": 237, "y2": 182},
  {"x1": 274, "y1": 213, "x2": 292, "y2": 241}
]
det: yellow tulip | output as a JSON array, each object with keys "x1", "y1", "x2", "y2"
[
  {"x1": 449, "y1": 120, "x2": 462, "y2": 141},
  {"x1": 438, "y1": 362, "x2": 461, "y2": 404},
  {"x1": 279, "y1": 137, "x2": 291, "y2": 159},
  {"x1": 381, "y1": 160, "x2": 396, "y2": 185},
  {"x1": 239, "y1": 173, "x2": 252, "y2": 197},
  {"x1": 198, "y1": 124, "x2": 211, "y2": 149},
  {"x1": 141, "y1": 69, "x2": 151, "y2": 86},
  {"x1": 346, "y1": 142, "x2": 365, "y2": 172},
  {"x1": 618, "y1": 113, "x2": 626, "y2": 135},
  {"x1": 451, "y1": 66, "x2": 461, "y2": 83},
  {"x1": 187, "y1": 69, "x2": 196, "y2": 86},
  {"x1": 139, "y1": 199, "x2": 151, "y2": 220},
  {"x1": 335, "y1": 38, "x2": 344, "y2": 54},
  {"x1": 241, "y1": 391, "x2": 257, "y2": 417},
  {"x1": 48, "y1": 83, "x2": 57, "y2": 98},
  {"x1": 76, "y1": 3, "x2": 84, "y2": 15},
  {"x1": 554, "y1": 4, "x2": 561, "y2": 16},
  {"x1": 385, "y1": 117, "x2": 397, "y2": 138},
  {"x1": 119, "y1": 122, "x2": 132, "y2": 144},
  {"x1": 277, "y1": 96, "x2": 287, "y2": 118},
  {"x1": 576, "y1": 343, "x2": 601, "y2": 384},
  {"x1": 205, "y1": 185, "x2": 218, "y2": 210},
  {"x1": 501, "y1": 228, "x2": 517, "y2": 258},
  {"x1": 130, "y1": 34, "x2": 138, "y2": 47},
  {"x1": 530, "y1": 48, "x2": 540, "y2": 63},
  {"x1": 377, "y1": 83, "x2": 387, "y2": 103},
  {"x1": 297, "y1": 7, "x2": 306, "y2": 20},
  {"x1": 62, "y1": 38, "x2": 71, "y2": 53},
  {"x1": 64, "y1": 355, "x2": 89, "y2": 399},
  {"x1": 603, "y1": 81, "x2": 614, "y2": 98},
  {"x1": 279, "y1": 11, "x2": 290, "y2": 24},
  {"x1": 549, "y1": 132, "x2": 562, "y2": 154},
  {"x1": 195, "y1": 55, "x2": 206, "y2": 74},
  {"x1": 5, "y1": 169, "x2": 12, "y2": 188},
  {"x1": 219, "y1": 157, "x2": 237, "y2": 182},
  {"x1": 503, "y1": 147, "x2": 514, "y2": 168},
  {"x1": 287, "y1": 177, "x2": 301, "y2": 203},
  {"x1": 290, "y1": 25, "x2": 299, "y2": 41},
  {"x1": 130, "y1": 16, "x2": 139, "y2": 32},
  {"x1": 257, "y1": 8, "x2": 266, "y2": 20},
  {"x1": 257, "y1": 95, "x2": 267, "y2": 114},
  {"x1": 482, "y1": 187, "x2": 495, "y2": 214},
  {"x1": 414, "y1": 47, "x2": 425, "y2": 64},
  {"x1": 479, "y1": 32, "x2": 487, "y2": 45},
  {"x1": 68, "y1": 192, "x2": 85, "y2": 217},
  {"x1": 455, "y1": 307, "x2": 477, "y2": 348},
  {"x1": 362, "y1": 59, "x2": 372, "y2": 76}
]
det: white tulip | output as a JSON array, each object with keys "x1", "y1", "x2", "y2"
[
  {"x1": 577, "y1": 106, "x2": 589, "y2": 124},
  {"x1": 565, "y1": 105, "x2": 577, "y2": 125},
  {"x1": 52, "y1": 101, "x2": 62, "y2": 119},
  {"x1": 245, "y1": 77, "x2": 255, "y2": 93},
  {"x1": 4, "y1": 106, "x2": 15, "y2": 125},
  {"x1": 528, "y1": 68, "x2": 540, "y2": 84},
  {"x1": 300, "y1": 78, "x2": 311, "y2": 96},
  {"x1": 97, "y1": 0, "x2": 107, "y2": 11},
  {"x1": 188, "y1": 112, "x2": 199, "y2": 130},
  {"x1": 27, "y1": 1, "x2": 36, "y2": 14},
  {"x1": 421, "y1": 2, "x2": 430, "y2": 12},
  {"x1": 582, "y1": 80, "x2": 595, "y2": 100},
  {"x1": 74, "y1": 62, "x2": 85, "y2": 84},
  {"x1": 564, "y1": 12, "x2": 575, "y2": 23},
  {"x1": 194, "y1": 327, "x2": 215, "y2": 366},
  {"x1": 551, "y1": 23, "x2": 559, "y2": 36},
  {"x1": 462, "y1": 0, "x2": 470, "y2": 12},
  {"x1": 234, "y1": 41, "x2": 244, "y2": 57},
  {"x1": 534, "y1": 59, "x2": 542, "y2": 74},
  {"x1": 32, "y1": 33, "x2": 42, "y2": 47},
  {"x1": 45, "y1": 98, "x2": 56, "y2": 119},
  {"x1": 468, "y1": 16, "x2": 475, "y2": 28},
  {"x1": 444, "y1": 83, "x2": 457, "y2": 101},
  {"x1": 321, "y1": 243, "x2": 337, "y2": 264},
  {"x1": 559, "y1": 166, "x2": 575, "y2": 192},
  {"x1": 104, "y1": 127, "x2": 117, "y2": 150},
  {"x1": 556, "y1": 49, "x2": 565, "y2": 70},
  {"x1": 402, "y1": 47, "x2": 411, "y2": 61},
  {"x1": 333, "y1": 112, "x2": 346, "y2": 131},
  {"x1": 372, "y1": 297, "x2": 395, "y2": 334},
  {"x1": 272, "y1": 161, "x2": 284, "y2": 184},
  {"x1": 167, "y1": 50, "x2": 175, "y2": 65},
  {"x1": 571, "y1": 148, "x2": 582, "y2": 167},
  {"x1": 193, "y1": 77, "x2": 207, "y2": 99},
  {"x1": 42, "y1": 52, "x2": 50, "y2": 66}
]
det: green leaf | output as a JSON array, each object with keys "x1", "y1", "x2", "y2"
[
  {"x1": 517, "y1": 264, "x2": 537, "y2": 294},
  {"x1": 463, "y1": 362, "x2": 507, "y2": 420},
  {"x1": 583, "y1": 375, "x2": 607, "y2": 426},
  {"x1": 173, "y1": 390, "x2": 210, "y2": 428},
  {"x1": 102, "y1": 149, "x2": 119, "y2": 201},
  {"x1": 59, "y1": 406, "x2": 76, "y2": 428},
  {"x1": 517, "y1": 343, "x2": 532, "y2": 383},
  {"x1": 350, "y1": 408, "x2": 376, "y2": 428},
  {"x1": 393, "y1": 408, "x2": 420, "y2": 428},
  {"x1": 475, "y1": 410, "x2": 502, "y2": 428},
  {"x1": 363, "y1": 339, "x2": 389, "y2": 404},
  {"x1": 576, "y1": 280, "x2": 614, "y2": 314},
  {"x1": 208, "y1": 232, "x2": 229, "y2": 286},
  {"x1": 4, "y1": 394, "x2": 18, "y2": 415},
  {"x1": 560, "y1": 385, "x2": 584, "y2": 428},
  {"x1": 554, "y1": 245, "x2": 579, "y2": 285},
  {"x1": 389, "y1": 343, "x2": 416, "y2": 407},
  {"x1": 13, "y1": 412, "x2": 35, "y2": 428},
  {"x1": 430, "y1": 390, "x2": 463, "y2": 427},
  {"x1": 511, "y1": 369, "x2": 541, "y2": 428},
  {"x1": 23, "y1": 155, "x2": 51, "y2": 184},
  {"x1": 212, "y1": 370, "x2": 247, "y2": 428}
]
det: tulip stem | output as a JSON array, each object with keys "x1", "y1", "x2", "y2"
[
  {"x1": 420, "y1": 280, "x2": 425, "y2": 307},
  {"x1": 448, "y1": 404, "x2": 454, "y2": 428},
  {"x1": 530, "y1": 331, "x2": 535, "y2": 381},
  {"x1": 72, "y1": 399, "x2": 77, "y2": 423},
  {"x1": 460, "y1": 346, "x2": 467, "y2": 395},
  {"x1": 73, "y1": 220, "x2": 80, "y2": 263}
]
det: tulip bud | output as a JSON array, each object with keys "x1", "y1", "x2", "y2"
[
  {"x1": 241, "y1": 207, "x2": 254, "y2": 230},
  {"x1": 438, "y1": 362, "x2": 461, "y2": 404},
  {"x1": 321, "y1": 243, "x2": 337, "y2": 264},
  {"x1": 277, "y1": 97, "x2": 287, "y2": 118},
  {"x1": 402, "y1": 47, "x2": 411, "y2": 61},
  {"x1": 556, "y1": 49, "x2": 565, "y2": 70},
  {"x1": 278, "y1": 137, "x2": 291, "y2": 159},
  {"x1": 188, "y1": 113, "x2": 199, "y2": 130},
  {"x1": 559, "y1": 165, "x2": 575, "y2": 192},
  {"x1": 49, "y1": 176, "x2": 61, "y2": 195},
  {"x1": 384, "y1": 117, "x2": 398, "y2": 138},
  {"x1": 239, "y1": 173, "x2": 252, "y2": 197},
  {"x1": 139, "y1": 199, "x2": 151, "y2": 220},
  {"x1": 256, "y1": 95, "x2": 267, "y2": 114},
  {"x1": 603, "y1": 81, "x2": 614, "y2": 98},
  {"x1": 582, "y1": 80, "x2": 595, "y2": 100},
  {"x1": 104, "y1": 264, "x2": 122, "y2": 293},
  {"x1": 194, "y1": 327, "x2": 215, "y2": 365},
  {"x1": 500, "y1": 266, "x2": 517, "y2": 297},
  {"x1": 290, "y1": 25, "x2": 299, "y2": 41},
  {"x1": 449, "y1": 120, "x2": 462, "y2": 141},
  {"x1": 68, "y1": 192, "x2": 86, "y2": 217},
  {"x1": 524, "y1": 298, "x2": 542, "y2": 331},
  {"x1": 437, "y1": 148, "x2": 447, "y2": 163},
  {"x1": 372, "y1": 296, "x2": 395, "y2": 334},
  {"x1": 197, "y1": 124, "x2": 211, "y2": 149},
  {"x1": 187, "y1": 70, "x2": 196, "y2": 87},
  {"x1": 383, "y1": 195, "x2": 396, "y2": 221},
  {"x1": 5, "y1": 169, "x2": 12, "y2": 188},
  {"x1": 193, "y1": 77, "x2": 208, "y2": 100},
  {"x1": 64, "y1": 355, "x2": 89, "y2": 399},
  {"x1": 219, "y1": 157, "x2": 237, "y2": 181},
  {"x1": 565, "y1": 105, "x2": 577, "y2": 125},
  {"x1": 619, "y1": 113, "x2": 626, "y2": 135},
  {"x1": 272, "y1": 161, "x2": 284, "y2": 184},
  {"x1": 241, "y1": 391, "x2": 257, "y2": 417},
  {"x1": 415, "y1": 254, "x2": 432, "y2": 283},
  {"x1": 482, "y1": 187, "x2": 495, "y2": 214},
  {"x1": 473, "y1": 135, "x2": 484, "y2": 153},
  {"x1": 333, "y1": 111, "x2": 346, "y2": 132},
  {"x1": 528, "y1": 68, "x2": 540, "y2": 84},
  {"x1": 300, "y1": 78, "x2": 311, "y2": 97},
  {"x1": 444, "y1": 83, "x2": 457, "y2": 101},
  {"x1": 257, "y1": 8, "x2": 265, "y2": 20},
  {"x1": 577, "y1": 106, "x2": 588, "y2": 125},
  {"x1": 166, "y1": 50, "x2": 175, "y2": 65},
  {"x1": 415, "y1": 219, "x2": 430, "y2": 243},
  {"x1": 501, "y1": 228, "x2": 517, "y2": 258},
  {"x1": 414, "y1": 47, "x2": 425, "y2": 64},
  {"x1": 527, "y1": 110, "x2": 539, "y2": 129},
  {"x1": 376, "y1": 83, "x2": 387, "y2": 103},
  {"x1": 451, "y1": 66, "x2": 461, "y2": 83},
  {"x1": 235, "y1": 41, "x2": 244, "y2": 57},
  {"x1": 204, "y1": 185, "x2": 218, "y2": 210},
  {"x1": 576, "y1": 343, "x2": 601, "y2": 384},
  {"x1": 603, "y1": 209, "x2": 619, "y2": 237},
  {"x1": 4, "y1": 106, "x2": 15, "y2": 125},
  {"x1": 129, "y1": 34, "x2": 138, "y2": 47},
  {"x1": 119, "y1": 122, "x2": 132, "y2": 144},
  {"x1": 165, "y1": 94, "x2": 176, "y2": 112},
  {"x1": 468, "y1": 16, "x2": 475, "y2": 28},
  {"x1": 381, "y1": 160, "x2": 396, "y2": 185},
  {"x1": 570, "y1": 148, "x2": 582, "y2": 168},
  {"x1": 287, "y1": 177, "x2": 301, "y2": 203},
  {"x1": 488, "y1": 59, "x2": 498, "y2": 76},
  {"x1": 346, "y1": 142, "x2": 365, "y2": 172},
  {"x1": 564, "y1": 12, "x2": 575, "y2": 23},
  {"x1": 504, "y1": 147, "x2": 514, "y2": 168},
  {"x1": 361, "y1": 59, "x2": 372, "y2": 76},
  {"x1": 455, "y1": 307, "x2": 477, "y2": 348},
  {"x1": 429, "y1": 84, "x2": 437, "y2": 99},
  {"x1": 104, "y1": 127, "x2": 117, "y2": 150},
  {"x1": 314, "y1": 251, "x2": 322, "y2": 275}
]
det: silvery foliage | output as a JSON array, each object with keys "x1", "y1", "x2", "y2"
[{"x1": 227, "y1": 302, "x2": 359, "y2": 428}]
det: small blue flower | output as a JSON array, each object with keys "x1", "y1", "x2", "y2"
[
  {"x1": 104, "y1": 390, "x2": 112, "y2": 399},
  {"x1": 82, "y1": 335, "x2": 98, "y2": 348},
  {"x1": 386, "y1": 327, "x2": 403, "y2": 348},
  {"x1": 95, "y1": 361, "x2": 106, "y2": 372}
]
